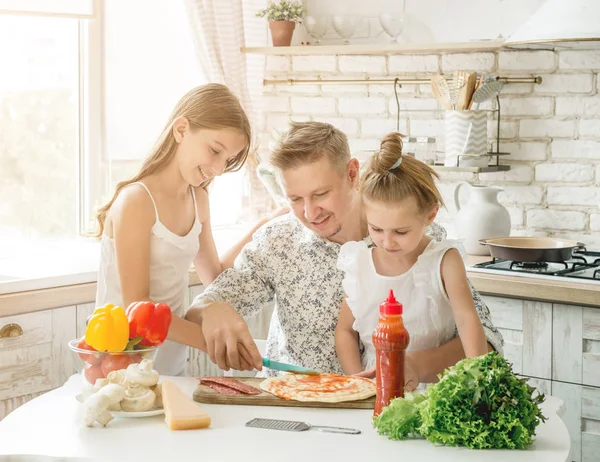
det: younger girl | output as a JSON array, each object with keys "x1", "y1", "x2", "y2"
[
  {"x1": 335, "y1": 132, "x2": 488, "y2": 377},
  {"x1": 95, "y1": 84, "x2": 278, "y2": 376}
]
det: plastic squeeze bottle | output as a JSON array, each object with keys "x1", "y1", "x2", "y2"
[{"x1": 372, "y1": 289, "x2": 410, "y2": 416}]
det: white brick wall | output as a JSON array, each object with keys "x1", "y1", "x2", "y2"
[
  {"x1": 263, "y1": 96, "x2": 290, "y2": 112},
  {"x1": 535, "y1": 74, "x2": 594, "y2": 94},
  {"x1": 292, "y1": 56, "x2": 336, "y2": 72},
  {"x1": 441, "y1": 53, "x2": 495, "y2": 72},
  {"x1": 312, "y1": 117, "x2": 360, "y2": 136},
  {"x1": 551, "y1": 140, "x2": 600, "y2": 160},
  {"x1": 265, "y1": 56, "x2": 290, "y2": 73},
  {"x1": 535, "y1": 163, "x2": 593, "y2": 183},
  {"x1": 290, "y1": 96, "x2": 335, "y2": 114},
  {"x1": 547, "y1": 187, "x2": 599, "y2": 206},
  {"x1": 392, "y1": 98, "x2": 439, "y2": 112},
  {"x1": 556, "y1": 96, "x2": 600, "y2": 116},
  {"x1": 388, "y1": 55, "x2": 439, "y2": 73},
  {"x1": 338, "y1": 97, "x2": 387, "y2": 115},
  {"x1": 498, "y1": 51, "x2": 555, "y2": 71},
  {"x1": 488, "y1": 120, "x2": 518, "y2": 140},
  {"x1": 501, "y1": 142, "x2": 547, "y2": 161},
  {"x1": 499, "y1": 186, "x2": 543, "y2": 205},
  {"x1": 500, "y1": 97, "x2": 553, "y2": 117},
  {"x1": 484, "y1": 165, "x2": 533, "y2": 183},
  {"x1": 580, "y1": 119, "x2": 600, "y2": 138},
  {"x1": 260, "y1": 49, "x2": 600, "y2": 242},
  {"x1": 527, "y1": 209, "x2": 585, "y2": 231},
  {"x1": 506, "y1": 206, "x2": 524, "y2": 227},
  {"x1": 361, "y1": 118, "x2": 406, "y2": 136},
  {"x1": 519, "y1": 119, "x2": 577, "y2": 138},
  {"x1": 559, "y1": 51, "x2": 600, "y2": 70},
  {"x1": 338, "y1": 56, "x2": 386, "y2": 74}
]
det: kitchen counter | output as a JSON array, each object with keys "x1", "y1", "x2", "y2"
[
  {"x1": 0, "y1": 375, "x2": 570, "y2": 462},
  {"x1": 465, "y1": 255, "x2": 600, "y2": 308}
]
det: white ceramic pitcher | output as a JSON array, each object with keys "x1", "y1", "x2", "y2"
[{"x1": 454, "y1": 183, "x2": 511, "y2": 256}]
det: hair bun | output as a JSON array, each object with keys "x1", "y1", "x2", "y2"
[{"x1": 370, "y1": 132, "x2": 404, "y2": 173}]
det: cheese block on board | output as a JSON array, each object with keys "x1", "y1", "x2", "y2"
[{"x1": 162, "y1": 381, "x2": 211, "y2": 430}]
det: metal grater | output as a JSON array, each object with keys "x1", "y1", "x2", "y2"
[{"x1": 245, "y1": 418, "x2": 361, "y2": 435}]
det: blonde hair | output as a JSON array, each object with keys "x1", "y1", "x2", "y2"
[
  {"x1": 360, "y1": 132, "x2": 444, "y2": 213},
  {"x1": 94, "y1": 84, "x2": 251, "y2": 237},
  {"x1": 270, "y1": 121, "x2": 350, "y2": 173}
]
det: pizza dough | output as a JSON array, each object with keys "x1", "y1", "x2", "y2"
[{"x1": 260, "y1": 373, "x2": 376, "y2": 403}]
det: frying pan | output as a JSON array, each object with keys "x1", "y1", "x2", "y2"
[{"x1": 478, "y1": 237, "x2": 585, "y2": 263}]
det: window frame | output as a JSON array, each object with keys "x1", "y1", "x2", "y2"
[{"x1": 78, "y1": 1, "x2": 104, "y2": 234}]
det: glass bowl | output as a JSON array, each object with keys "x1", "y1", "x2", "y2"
[{"x1": 68, "y1": 338, "x2": 158, "y2": 385}]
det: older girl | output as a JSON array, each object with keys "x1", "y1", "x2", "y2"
[{"x1": 95, "y1": 84, "x2": 278, "y2": 375}]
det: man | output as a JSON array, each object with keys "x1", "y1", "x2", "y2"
[{"x1": 186, "y1": 122, "x2": 503, "y2": 388}]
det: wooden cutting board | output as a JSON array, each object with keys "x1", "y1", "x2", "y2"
[{"x1": 193, "y1": 378, "x2": 375, "y2": 409}]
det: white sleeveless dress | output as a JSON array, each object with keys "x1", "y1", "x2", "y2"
[
  {"x1": 95, "y1": 182, "x2": 202, "y2": 376},
  {"x1": 336, "y1": 239, "x2": 464, "y2": 370}
]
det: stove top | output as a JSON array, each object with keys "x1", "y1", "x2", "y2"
[{"x1": 468, "y1": 250, "x2": 600, "y2": 284}]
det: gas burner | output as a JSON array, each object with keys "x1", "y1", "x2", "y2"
[
  {"x1": 472, "y1": 250, "x2": 600, "y2": 283},
  {"x1": 510, "y1": 261, "x2": 549, "y2": 270}
]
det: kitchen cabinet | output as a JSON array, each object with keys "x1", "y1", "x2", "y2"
[
  {"x1": 0, "y1": 303, "x2": 92, "y2": 420},
  {"x1": 483, "y1": 295, "x2": 600, "y2": 462},
  {"x1": 484, "y1": 296, "x2": 552, "y2": 379}
]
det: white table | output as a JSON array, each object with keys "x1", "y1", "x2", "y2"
[{"x1": 0, "y1": 375, "x2": 571, "y2": 462}]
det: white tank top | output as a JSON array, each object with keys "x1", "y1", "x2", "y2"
[
  {"x1": 337, "y1": 239, "x2": 462, "y2": 371},
  {"x1": 95, "y1": 182, "x2": 202, "y2": 376}
]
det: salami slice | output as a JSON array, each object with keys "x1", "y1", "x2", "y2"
[
  {"x1": 200, "y1": 377, "x2": 262, "y2": 395},
  {"x1": 200, "y1": 381, "x2": 243, "y2": 396}
]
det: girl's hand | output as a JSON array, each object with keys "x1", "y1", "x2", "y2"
[{"x1": 352, "y1": 356, "x2": 420, "y2": 392}]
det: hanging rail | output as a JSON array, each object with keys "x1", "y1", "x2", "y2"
[{"x1": 263, "y1": 76, "x2": 542, "y2": 86}]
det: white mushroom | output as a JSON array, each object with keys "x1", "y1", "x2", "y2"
[
  {"x1": 125, "y1": 359, "x2": 159, "y2": 387},
  {"x1": 81, "y1": 384, "x2": 126, "y2": 427},
  {"x1": 106, "y1": 369, "x2": 128, "y2": 387},
  {"x1": 120, "y1": 383, "x2": 156, "y2": 412},
  {"x1": 83, "y1": 394, "x2": 113, "y2": 427},
  {"x1": 151, "y1": 383, "x2": 163, "y2": 409},
  {"x1": 93, "y1": 378, "x2": 108, "y2": 391}
]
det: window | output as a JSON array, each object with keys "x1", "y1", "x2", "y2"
[
  {"x1": 0, "y1": 12, "x2": 84, "y2": 258},
  {"x1": 0, "y1": 1, "x2": 251, "y2": 261}
]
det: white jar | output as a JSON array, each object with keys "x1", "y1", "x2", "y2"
[{"x1": 454, "y1": 182, "x2": 511, "y2": 256}]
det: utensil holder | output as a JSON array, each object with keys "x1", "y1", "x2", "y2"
[{"x1": 444, "y1": 110, "x2": 487, "y2": 167}]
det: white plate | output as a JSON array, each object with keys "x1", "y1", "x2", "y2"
[{"x1": 110, "y1": 408, "x2": 164, "y2": 418}]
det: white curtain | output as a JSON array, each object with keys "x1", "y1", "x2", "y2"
[{"x1": 183, "y1": 0, "x2": 266, "y2": 152}]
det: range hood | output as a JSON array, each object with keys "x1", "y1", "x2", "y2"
[{"x1": 504, "y1": 0, "x2": 600, "y2": 49}]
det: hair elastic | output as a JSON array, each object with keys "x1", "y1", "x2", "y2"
[{"x1": 389, "y1": 156, "x2": 403, "y2": 170}]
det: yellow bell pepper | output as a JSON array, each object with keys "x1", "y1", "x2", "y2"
[{"x1": 85, "y1": 304, "x2": 130, "y2": 352}]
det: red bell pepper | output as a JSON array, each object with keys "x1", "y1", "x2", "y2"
[{"x1": 125, "y1": 301, "x2": 172, "y2": 347}]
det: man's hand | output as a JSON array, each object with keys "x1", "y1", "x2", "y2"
[
  {"x1": 352, "y1": 355, "x2": 420, "y2": 392},
  {"x1": 199, "y1": 302, "x2": 263, "y2": 372}
]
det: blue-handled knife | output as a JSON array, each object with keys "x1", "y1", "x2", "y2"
[{"x1": 262, "y1": 357, "x2": 320, "y2": 376}]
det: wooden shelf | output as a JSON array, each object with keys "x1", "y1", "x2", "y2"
[{"x1": 242, "y1": 39, "x2": 505, "y2": 56}]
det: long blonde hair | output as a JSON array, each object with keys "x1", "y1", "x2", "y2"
[
  {"x1": 94, "y1": 84, "x2": 251, "y2": 237},
  {"x1": 360, "y1": 132, "x2": 444, "y2": 213}
]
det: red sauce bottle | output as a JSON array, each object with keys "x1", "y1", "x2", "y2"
[{"x1": 372, "y1": 289, "x2": 410, "y2": 416}]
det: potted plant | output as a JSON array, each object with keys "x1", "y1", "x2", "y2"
[{"x1": 256, "y1": 0, "x2": 304, "y2": 47}]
